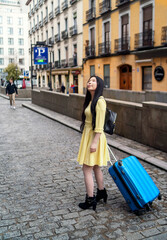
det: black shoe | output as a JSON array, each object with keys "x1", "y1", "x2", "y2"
[
  {"x1": 96, "y1": 188, "x2": 108, "y2": 203},
  {"x1": 79, "y1": 194, "x2": 97, "y2": 211}
]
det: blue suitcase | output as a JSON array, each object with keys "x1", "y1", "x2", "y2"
[{"x1": 108, "y1": 146, "x2": 161, "y2": 214}]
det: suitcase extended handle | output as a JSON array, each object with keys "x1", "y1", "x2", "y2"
[{"x1": 107, "y1": 145, "x2": 117, "y2": 165}]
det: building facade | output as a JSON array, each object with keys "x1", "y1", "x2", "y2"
[
  {"x1": 83, "y1": 0, "x2": 167, "y2": 92},
  {"x1": 0, "y1": 0, "x2": 29, "y2": 75},
  {"x1": 26, "y1": 0, "x2": 83, "y2": 94}
]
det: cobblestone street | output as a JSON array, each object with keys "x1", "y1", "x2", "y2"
[{"x1": 0, "y1": 97, "x2": 167, "y2": 240}]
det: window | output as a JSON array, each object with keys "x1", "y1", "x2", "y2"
[
  {"x1": 121, "y1": 14, "x2": 129, "y2": 50},
  {"x1": 90, "y1": 27, "x2": 95, "y2": 46},
  {"x1": 0, "y1": 27, "x2": 3, "y2": 34},
  {"x1": 8, "y1": 27, "x2": 13, "y2": 35},
  {"x1": 18, "y1": 28, "x2": 24, "y2": 35},
  {"x1": 8, "y1": 38, "x2": 14, "y2": 45},
  {"x1": 0, "y1": 16, "x2": 2, "y2": 24},
  {"x1": 8, "y1": 48, "x2": 14, "y2": 55},
  {"x1": 65, "y1": 47, "x2": 68, "y2": 65},
  {"x1": 9, "y1": 58, "x2": 14, "y2": 63},
  {"x1": 104, "y1": 64, "x2": 110, "y2": 88},
  {"x1": 42, "y1": 75, "x2": 45, "y2": 86},
  {"x1": 18, "y1": 17, "x2": 23, "y2": 25},
  {"x1": 143, "y1": 5, "x2": 153, "y2": 46},
  {"x1": 7, "y1": 17, "x2": 13, "y2": 24},
  {"x1": 19, "y1": 58, "x2": 24, "y2": 65},
  {"x1": 18, "y1": 38, "x2": 24, "y2": 45},
  {"x1": 0, "y1": 37, "x2": 3, "y2": 45},
  {"x1": 142, "y1": 66, "x2": 152, "y2": 90},
  {"x1": 52, "y1": 27, "x2": 54, "y2": 38},
  {"x1": 90, "y1": 65, "x2": 95, "y2": 76},
  {"x1": 58, "y1": 49, "x2": 61, "y2": 65},
  {"x1": 58, "y1": 22, "x2": 60, "y2": 36},
  {"x1": 41, "y1": 11, "x2": 43, "y2": 21},
  {"x1": 0, "y1": 58, "x2": 4, "y2": 65},
  {"x1": 0, "y1": 48, "x2": 4, "y2": 55},
  {"x1": 65, "y1": 18, "x2": 68, "y2": 31},
  {"x1": 18, "y1": 48, "x2": 24, "y2": 55},
  {"x1": 0, "y1": 68, "x2": 4, "y2": 72}
]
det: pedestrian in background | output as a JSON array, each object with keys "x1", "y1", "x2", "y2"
[
  {"x1": 6, "y1": 77, "x2": 18, "y2": 109},
  {"x1": 77, "y1": 75, "x2": 110, "y2": 211},
  {"x1": 61, "y1": 83, "x2": 66, "y2": 93}
]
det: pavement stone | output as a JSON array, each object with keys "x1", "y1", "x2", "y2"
[{"x1": 0, "y1": 97, "x2": 167, "y2": 240}]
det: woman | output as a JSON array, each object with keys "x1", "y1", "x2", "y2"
[{"x1": 77, "y1": 75, "x2": 110, "y2": 211}]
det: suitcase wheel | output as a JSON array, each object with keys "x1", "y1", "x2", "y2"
[
  {"x1": 158, "y1": 193, "x2": 162, "y2": 200},
  {"x1": 145, "y1": 203, "x2": 152, "y2": 212}
]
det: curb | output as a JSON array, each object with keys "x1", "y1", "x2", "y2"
[{"x1": 22, "y1": 103, "x2": 167, "y2": 172}]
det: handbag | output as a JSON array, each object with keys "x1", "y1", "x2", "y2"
[{"x1": 104, "y1": 108, "x2": 117, "y2": 135}]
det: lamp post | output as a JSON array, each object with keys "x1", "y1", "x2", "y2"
[{"x1": 48, "y1": 44, "x2": 53, "y2": 91}]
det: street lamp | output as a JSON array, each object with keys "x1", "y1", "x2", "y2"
[{"x1": 48, "y1": 44, "x2": 53, "y2": 91}]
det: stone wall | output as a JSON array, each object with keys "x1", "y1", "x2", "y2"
[
  {"x1": 32, "y1": 90, "x2": 167, "y2": 152},
  {"x1": 0, "y1": 86, "x2": 31, "y2": 98}
]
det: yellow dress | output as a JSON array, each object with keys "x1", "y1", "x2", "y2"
[{"x1": 77, "y1": 97, "x2": 110, "y2": 166}]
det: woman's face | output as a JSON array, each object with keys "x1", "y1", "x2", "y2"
[{"x1": 87, "y1": 77, "x2": 97, "y2": 92}]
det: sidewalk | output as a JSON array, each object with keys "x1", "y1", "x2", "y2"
[
  {"x1": 22, "y1": 102, "x2": 167, "y2": 171},
  {"x1": 0, "y1": 93, "x2": 31, "y2": 101}
]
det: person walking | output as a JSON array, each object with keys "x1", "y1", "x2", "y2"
[
  {"x1": 77, "y1": 75, "x2": 110, "y2": 211},
  {"x1": 6, "y1": 77, "x2": 18, "y2": 109}
]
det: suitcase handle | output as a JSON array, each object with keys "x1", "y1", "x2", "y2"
[{"x1": 107, "y1": 145, "x2": 117, "y2": 165}]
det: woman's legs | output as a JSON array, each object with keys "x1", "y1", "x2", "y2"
[
  {"x1": 93, "y1": 165, "x2": 104, "y2": 190},
  {"x1": 83, "y1": 164, "x2": 94, "y2": 197}
]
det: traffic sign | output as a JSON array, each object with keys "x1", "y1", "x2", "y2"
[{"x1": 34, "y1": 47, "x2": 48, "y2": 65}]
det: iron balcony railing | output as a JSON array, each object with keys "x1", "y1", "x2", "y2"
[
  {"x1": 99, "y1": 0, "x2": 111, "y2": 15},
  {"x1": 39, "y1": 0, "x2": 43, "y2": 7},
  {"x1": 49, "y1": 11, "x2": 54, "y2": 20},
  {"x1": 32, "y1": 26, "x2": 35, "y2": 33},
  {"x1": 70, "y1": 0, "x2": 77, "y2": 5},
  {"x1": 54, "y1": 61, "x2": 61, "y2": 68},
  {"x1": 61, "y1": 59, "x2": 68, "y2": 68},
  {"x1": 70, "y1": 26, "x2": 77, "y2": 36},
  {"x1": 115, "y1": 37, "x2": 130, "y2": 52},
  {"x1": 85, "y1": 45, "x2": 96, "y2": 57},
  {"x1": 55, "y1": 34, "x2": 61, "y2": 43},
  {"x1": 161, "y1": 26, "x2": 167, "y2": 45},
  {"x1": 69, "y1": 56, "x2": 77, "y2": 67},
  {"x1": 34, "y1": 3, "x2": 39, "y2": 11},
  {"x1": 62, "y1": 0, "x2": 68, "y2": 11},
  {"x1": 98, "y1": 41, "x2": 111, "y2": 55},
  {"x1": 86, "y1": 7, "x2": 96, "y2": 22},
  {"x1": 116, "y1": 0, "x2": 130, "y2": 7},
  {"x1": 28, "y1": 12, "x2": 31, "y2": 18},
  {"x1": 29, "y1": 29, "x2": 32, "y2": 35},
  {"x1": 31, "y1": 8, "x2": 35, "y2": 15},
  {"x1": 39, "y1": 20, "x2": 44, "y2": 28},
  {"x1": 61, "y1": 30, "x2": 68, "y2": 40},
  {"x1": 44, "y1": 16, "x2": 48, "y2": 24},
  {"x1": 135, "y1": 30, "x2": 154, "y2": 49},
  {"x1": 35, "y1": 24, "x2": 39, "y2": 31},
  {"x1": 55, "y1": 6, "x2": 60, "y2": 16},
  {"x1": 49, "y1": 37, "x2": 54, "y2": 45}
]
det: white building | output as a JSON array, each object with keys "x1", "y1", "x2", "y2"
[
  {"x1": 0, "y1": 0, "x2": 29, "y2": 75},
  {"x1": 26, "y1": 0, "x2": 83, "y2": 94}
]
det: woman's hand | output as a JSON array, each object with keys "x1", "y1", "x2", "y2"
[{"x1": 90, "y1": 142, "x2": 97, "y2": 153}]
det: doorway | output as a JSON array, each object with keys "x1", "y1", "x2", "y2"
[
  {"x1": 142, "y1": 66, "x2": 152, "y2": 90},
  {"x1": 120, "y1": 65, "x2": 132, "y2": 90}
]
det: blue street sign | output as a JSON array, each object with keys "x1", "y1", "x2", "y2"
[
  {"x1": 24, "y1": 70, "x2": 29, "y2": 77},
  {"x1": 34, "y1": 47, "x2": 48, "y2": 65}
]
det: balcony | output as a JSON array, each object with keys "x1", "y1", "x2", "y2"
[
  {"x1": 35, "y1": 24, "x2": 39, "y2": 31},
  {"x1": 32, "y1": 26, "x2": 35, "y2": 33},
  {"x1": 44, "y1": 16, "x2": 48, "y2": 24},
  {"x1": 69, "y1": 56, "x2": 77, "y2": 67},
  {"x1": 35, "y1": 3, "x2": 39, "y2": 11},
  {"x1": 39, "y1": 0, "x2": 43, "y2": 7},
  {"x1": 115, "y1": 37, "x2": 130, "y2": 53},
  {"x1": 39, "y1": 20, "x2": 44, "y2": 28},
  {"x1": 55, "y1": 34, "x2": 61, "y2": 43},
  {"x1": 85, "y1": 45, "x2": 96, "y2": 57},
  {"x1": 29, "y1": 29, "x2": 32, "y2": 36},
  {"x1": 55, "y1": 6, "x2": 60, "y2": 16},
  {"x1": 28, "y1": 12, "x2": 31, "y2": 18},
  {"x1": 98, "y1": 41, "x2": 111, "y2": 55},
  {"x1": 61, "y1": 30, "x2": 68, "y2": 40},
  {"x1": 161, "y1": 26, "x2": 167, "y2": 45},
  {"x1": 62, "y1": 0, "x2": 68, "y2": 11},
  {"x1": 99, "y1": 0, "x2": 111, "y2": 15},
  {"x1": 61, "y1": 59, "x2": 68, "y2": 68},
  {"x1": 116, "y1": 0, "x2": 130, "y2": 7},
  {"x1": 70, "y1": 0, "x2": 77, "y2": 5},
  {"x1": 54, "y1": 61, "x2": 61, "y2": 68},
  {"x1": 70, "y1": 25, "x2": 77, "y2": 36},
  {"x1": 135, "y1": 30, "x2": 154, "y2": 49},
  {"x1": 49, "y1": 11, "x2": 54, "y2": 20},
  {"x1": 31, "y1": 8, "x2": 35, "y2": 15},
  {"x1": 49, "y1": 37, "x2": 54, "y2": 45},
  {"x1": 86, "y1": 7, "x2": 96, "y2": 22}
]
